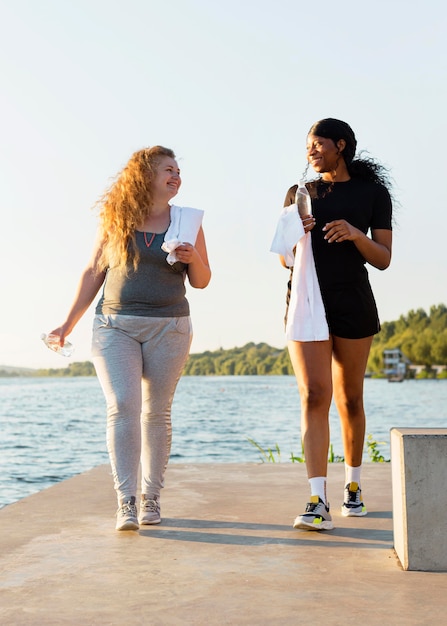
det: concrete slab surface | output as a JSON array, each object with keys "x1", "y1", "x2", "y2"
[{"x1": 0, "y1": 463, "x2": 446, "y2": 625}]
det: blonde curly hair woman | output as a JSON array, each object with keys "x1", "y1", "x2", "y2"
[{"x1": 49, "y1": 146, "x2": 211, "y2": 530}]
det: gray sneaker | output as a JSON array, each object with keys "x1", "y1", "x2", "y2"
[
  {"x1": 293, "y1": 495, "x2": 334, "y2": 531},
  {"x1": 341, "y1": 482, "x2": 367, "y2": 517},
  {"x1": 116, "y1": 496, "x2": 139, "y2": 531},
  {"x1": 139, "y1": 495, "x2": 161, "y2": 525}
]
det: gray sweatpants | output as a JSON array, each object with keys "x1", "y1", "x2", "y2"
[{"x1": 91, "y1": 314, "x2": 192, "y2": 505}]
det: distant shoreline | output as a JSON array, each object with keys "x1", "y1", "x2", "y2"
[{"x1": 3, "y1": 302, "x2": 447, "y2": 379}]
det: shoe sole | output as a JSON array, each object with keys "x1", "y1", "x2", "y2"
[
  {"x1": 139, "y1": 518, "x2": 161, "y2": 525},
  {"x1": 293, "y1": 518, "x2": 334, "y2": 531},
  {"x1": 341, "y1": 508, "x2": 367, "y2": 518},
  {"x1": 116, "y1": 520, "x2": 139, "y2": 531}
]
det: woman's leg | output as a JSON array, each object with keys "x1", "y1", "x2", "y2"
[
  {"x1": 140, "y1": 317, "x2": 192, "y2": 501},
  {"x1": 332, "y1": 335, "x2": 373, "y2": 517},
  {"x1": 331, "y1": 335, "x2": 373, "y2": 467},
  {"x1": 288, "y1": 339, "x2": 335, "y2": 530},
  {"x1": 92, "y1": 316, "x2": 143, "y2": 506},
  {"x1": 288, "y1": 339, "x2": 334, "y2": 479}
]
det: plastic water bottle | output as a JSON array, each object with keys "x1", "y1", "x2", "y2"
[
  {"x1": 295, "y1": 181, "x2": 312, "y2": 218},
  {"x1": 41, "y1": 333, "x2": 74, "y2": 357}
]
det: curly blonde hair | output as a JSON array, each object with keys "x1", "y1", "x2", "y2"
[{"x1": 96, "y1": 146, "x2": 176, "y2": 272}]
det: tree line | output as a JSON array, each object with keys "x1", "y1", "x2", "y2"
[
  {"x1": 368, "y1": 304, "x2": 447, "y2": 375},
  {"x1": 2, "y1": 304, "x2": 446, "y2": 378},
  {"x1": 33, "y1": 361, "x2": 96, "y2": 377},
  {"x1": 183, "y1": 304, "x2": 447, "y2": 377},
  {"x1": 183, "y1": 342, "x2": 292, "y2": 376}
]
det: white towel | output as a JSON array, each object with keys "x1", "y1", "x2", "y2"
[
  {"x1": 162, "y1": 205, "x2": 204, "y2": 265},
  {"x1": 270, "y1": 204, "x2": 329, "y2": 342}
]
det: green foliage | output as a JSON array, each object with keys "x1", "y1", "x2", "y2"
[
  {"x1": 415, "y1": 369, "x2": 432, "y2": 380},
  {"x1": 368, "y1": 303, "x2": 447, "y2": 375},
  {"x1": 34, "y1": 361, "x2": 96, "y2": 377},
  {"x1": 0, "y1": 369, "x2": 29, "y2": 377},
  {"x1": 328, "y1": 444, "x2": 345, "y2": 463},
  {"x1": 249, "y1": 435, "x2": 388, "y2": 463},
  {"x1": 247, "y1": 438, "x2": 282, "y2": 462},
  {"x1": 183, "y1": 342, "x2": 294, "y2": 376},
  {"x1": 187, "y1": 304, "x2": 447, "y2": 376},
  {"x1": 248, "y1": 439, "x2": 344, "y2": 463},
  {"x1": 366, "y1": 434, "x2": 389, "y2": 462},
  {"x1": 0, "y1": 367, "x2": 35, "y2": 377},
  {"x1": 289, "y1": 451, "x2": 306, "y2": 463}
]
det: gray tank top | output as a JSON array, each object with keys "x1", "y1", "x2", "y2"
[{"x1": 95, "y1": 231, "x2": 190, "y2": 317}]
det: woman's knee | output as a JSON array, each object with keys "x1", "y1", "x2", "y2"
[
  {"x1": 106, "y1": 392, "x2": 141, "y2": 421},
  {"x1": 336, "y1": 392, "x2": 364, "y2": 417},
  {"x1": 141, "y1": 410, "x2": 171, "y2": 427},
  {"x1": 299, "y1": 383, "x2": 332, "y2": 411}
]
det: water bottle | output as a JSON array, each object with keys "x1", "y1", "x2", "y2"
[
  {"x1": 41, "y1": 333, "x2": 74, "y2": 357},
  {"x1": 295, "y1": 181, "x2": 312, "y2": 218}
]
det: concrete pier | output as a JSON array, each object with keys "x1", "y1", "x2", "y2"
[{"x1": 1, "y1": 463, "x2": 446, "y2": 625}]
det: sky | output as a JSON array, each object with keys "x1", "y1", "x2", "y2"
[{"x1": 0, "y1": 0, "x2": 446, "y2": 369}]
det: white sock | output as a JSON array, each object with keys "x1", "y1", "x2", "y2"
[
  {"x1": 345, "y1": 464, "x2": 361, "y2": 488},
  {"x1": 308, "y1": 477, "x2": 327, "y2": 504}
]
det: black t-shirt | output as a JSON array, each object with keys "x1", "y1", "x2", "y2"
[{"x1": 284, "y1": 178, "x2": 392, "y2": 290}]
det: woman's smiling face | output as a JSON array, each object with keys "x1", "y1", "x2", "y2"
[
  {"x1": 151, "y1": 156, "x2": 182, "y2": 200},
  {"x1": 306, "y1": 134, "x2": 346, "y2": 174}
]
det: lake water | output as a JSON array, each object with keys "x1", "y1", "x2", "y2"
[{"x1": 1, "y1": 376, "x2": 446, "y2": 509}]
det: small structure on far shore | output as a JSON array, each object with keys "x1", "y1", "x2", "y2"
[
  {"x1": 383, "y1": 348, "x2": 410, "y2": 382},
  {"x1": 408, "y1": 363, "x2": 447, "y2": 378}
]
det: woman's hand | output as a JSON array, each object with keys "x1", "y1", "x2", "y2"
[
  {"x1": 180, "y1": 227, "x2": 211, "y2": 288},
  {"x1": 323, "y1": 220, "x2": 392, "y2": 269},
  {"x1": 301, "y1": 214, "x2": 316, "y2": 233},
  {"x1": 322, "y1": 219, "x2": 359, "y2": 243},
  {"x1": 174, "y1": 242, "x2": 197, "y2": 264},
  {"x1": 47, "y1": 324, "x2": 71, "y2": 347}
]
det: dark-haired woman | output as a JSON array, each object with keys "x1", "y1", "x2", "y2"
[{"x1": 277, "y1": 119, "x2": 393, "y2": 530}]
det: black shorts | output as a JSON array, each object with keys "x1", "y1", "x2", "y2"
[{"x1": 321, "y1": 279, "x2": 380, "y2": 339}]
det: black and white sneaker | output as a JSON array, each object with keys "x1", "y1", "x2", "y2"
[
  {"x1": 293, "y1": 496, "x2": 334, "y2": 531},
  {"x1": 341, "y1": 482, "x2": 367, "y2": 517}
]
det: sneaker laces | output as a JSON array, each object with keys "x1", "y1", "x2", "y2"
[
  {"x1": 348, "y1": 491, "x2": 359, "y2": 504},
  {"x1": 345, "y1": 484, "x2": 361, "y2": 505},
  {"x1": 120, "y1": 499, "x2": 137, "y2": 515},
  {"x1": 305, "y1": 501, "x2": 319, "y2": 513},
  {"x1": 141, "y1": 497, "x2": 159, "y2": 513}
]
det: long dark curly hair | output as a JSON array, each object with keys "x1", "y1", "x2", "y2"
[{"x1": 306, "y1": 118, "x2": 394, "y2": 194}]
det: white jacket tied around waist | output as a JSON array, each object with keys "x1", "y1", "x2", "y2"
[
  {"x1": 270, "y1": 204, "x2": 329, "y2": 342},
  {"x1": 162, "y1": 205, "x2": 204, "y2": 265}
]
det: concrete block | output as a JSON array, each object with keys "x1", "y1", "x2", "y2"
[{"x1": 391, "y1": 428, "x2": 447, "y2": 571}]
